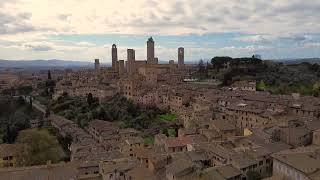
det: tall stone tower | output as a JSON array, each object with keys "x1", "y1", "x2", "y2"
[
  {"x1": 147, "y1": 37, "x2": 155, "y2": 64},
  {"x1": 94, "y1": 59, "x2": 100, "y2": 71},
  {"x1": 112, "y1": 44, "x2": 118, "y2": 70},
  {"x1": 118, "y1": 60, "x2": 125, "y2": 75},
  {"x1": 178, "y1": 47, "x2": 184, "y2": 69},
  {"x1": 127, "y1": 49, "x2": 135, "y2": 75}
]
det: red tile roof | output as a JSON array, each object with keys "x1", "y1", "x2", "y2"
[{"x1": 165, "y1": 136, "x2": 192, "y2": 147}]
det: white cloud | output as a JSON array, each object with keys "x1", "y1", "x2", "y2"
[
  {"x1": 0, "y1": 0, "x2": 319, "y2": 61},
  {"x1": 1, "y1": 0, "x2": 319, "y2": 37},
  {"x1": 235, "y1": 35, "x2": 276, "y2": 44}
]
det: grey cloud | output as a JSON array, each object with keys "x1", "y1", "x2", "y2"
[
  {"x1": 206, "y1": 16, "x2": 221, "y2": 23},
  {"x1": 24, "y1": 44, "x2": 53, "y2": 51},
  {"x1": 0, "y1": 12, "x2": 35, "y2": 35},
  {"x1": 262, "y1": 1, "x2": 320, "y2": 22},
  {"x1": 275, "y1": 1, "x2": 320, "y2": 14},
  {"x1": 18, "y1": 12, "x2": 32, "y2": 20},
  {"x1": 162, "y1": 16, "x2": 171, "y2": 21},
  {"x1": 0, "y1": 0, "x2": 18, "y2": 7},
  {"x1": 280, "y1": 35, "x2": 312, "y2": 44}
]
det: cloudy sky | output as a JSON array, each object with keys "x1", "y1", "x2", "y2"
[{"x1": 1, "y1": 0, "x2": 320, "y2": 63}]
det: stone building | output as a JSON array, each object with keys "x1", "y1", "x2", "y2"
[
  {"x1": 87, "y1": 120, "x2": 119, "y2": 144},
  {"x1": 120, "y1": 137, "x2": 144, "y2": 157},
  {"x1": 0, "y1": 144, "x2": 21, "y2": 168},
  {"x1": 271, "y1": 146, "x2": 320, "y2": 180},
  {"x1": 275, "y1": 120, "x2": 312, "y2": 147},
  {"x1": 231, "y1": 80, "x2": 256, "y2": 91},
  {"x1": 164, "y1": 136, "x2": 193, "y2": 153},
  {"x1": 313, "y1": 129, "x2": 320, "y2": 146}
]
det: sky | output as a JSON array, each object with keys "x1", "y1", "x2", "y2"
[{"x1": 0, "y1": 0, "x2": 320, "y2": 63}]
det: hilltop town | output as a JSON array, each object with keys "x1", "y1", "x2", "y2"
[{"x1": 1, "y1": 37, "x2": 320, "y2": 180}]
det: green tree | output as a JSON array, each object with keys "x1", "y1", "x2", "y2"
[
  {"x1": 17, "y1": 85, "x2": 33, "y2": 95},
  {"x1": 1, "y1": 98, "x2": 31, "y2": 143},
  {"x1": 313, "y1": 82, "x2": 320, "y2": 97},
  {"x1": 247, "y1": 170, "x2": 262, "y2": 180},
  {"x1": 257, "y1": 80, "x2": 266, "y2": 91},
  {"x1": 87, "y1": 93, "x2": 94, "y2": 105},
  {"x1": 211, "y1": 56, "x2": 233, "y2": 70},
  {"x1": 16, "y1": 129, "x2": 62, "y2": 166}
]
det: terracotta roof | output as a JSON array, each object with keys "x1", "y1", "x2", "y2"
[
  {"x1": 166, "y1": 159, "x2": 195, "y2": 176},
  {"x1": 0, "y1": 162, "x2": 78, "y2": 180},
  {"x1": 272, "y1": 151, "x2": 320, "y2": 176},
  {"x1": 88, "y1": 120, "x2": 119, "y2": 133},
  {"x1": 165, "y1": 136, "x2": 193, "y2": 148},
  {"x1": 0, "y1": 144, "x2": 22, "y2": 157},
  {"x1": 127, "y1": 166, "x2": 156, "y2": 180},
  {"x1": 215, "y1": 164, "x2": 242, "y2": 179},
  {"x1": 100, "y1": 158, "x2": 138, "y2": 174}
]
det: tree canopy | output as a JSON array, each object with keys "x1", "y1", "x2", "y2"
[
  {"x1": 0, "y1": 96, "x2": 39, "y2": 143},
  {"x1": 16, "y1": 129, "x2": 62, "y2": 166},
  {"x1": 17, "y1": 85, "x2": 33, "y2": 95}
]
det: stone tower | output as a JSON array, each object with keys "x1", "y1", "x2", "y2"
[
  {"x1": 147, "y1": 37, "x2": 155, "y2": 64},
  {"x1": 178, "y1": 47, "x2": 184, "y2": 69},
  {"x1": 118, "y1": 60, "x2": 125, "y2": 75},
  {"x1": 112, "y1": 44, "x2": 118, "y2": 71},
  {"x1": 127, "y1": 49, "x2": 135, "y2": 75},
  {"x1": 94, "y1": 59, "x2": 100, "y2": 71}
]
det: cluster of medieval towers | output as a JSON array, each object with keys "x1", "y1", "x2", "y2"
[{"x1": 94, "y1": 37, "x2": 185, "y2": 74}]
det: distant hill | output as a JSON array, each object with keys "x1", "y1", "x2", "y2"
[
  {"x1": 0, "y1": 59, "x2": 96, "y2": 68},
  {"x1": 277, "y1": 58, "x2": 320, "y2": 65}
]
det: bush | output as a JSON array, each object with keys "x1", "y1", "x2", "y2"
[{"x1": 144, "y1": 135, "x2": 154, "y2": 145}]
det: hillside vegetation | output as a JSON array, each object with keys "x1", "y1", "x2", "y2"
[
  {"x1": 50, "y1": 94, "x2": 177, "y2": 131},
  {"x1": 206, "y1": 56, "x2": 320, "y2": 96}
]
